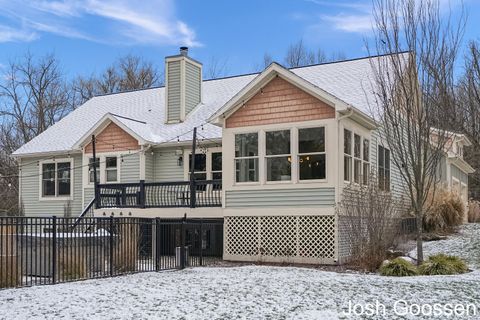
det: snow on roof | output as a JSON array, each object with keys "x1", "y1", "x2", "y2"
[{"x1": 13, "y1": 52, "x2": 409, "y2": 156}]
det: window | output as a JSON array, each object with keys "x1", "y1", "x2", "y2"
[
  {"x1": 235, "y1": 133, "x2": 259, "y2": 182},
  {"x1": 105, "y1": 157, "x2": 118, "y2": 182},
  {"x1": 42, "y1": 161, "x2": 71, "y2": 197},
  {"x1": 88, "y1": 157, "x2": 100, "y2": 183},
  {"x1": 298, "y1": 127, "x2": 326, "y2": 180},
  {"x1": 344, "y1": 129, "x2": 352, "y2": 182},
  {"x1": 266, "y1": 130, "x2": 291, "y2": 182},
  {"x1": 211, "y1": 152, "x2": 222, "y2": 180},
  {"x1": 353, "y1": 134, "x2": 361, "y2": 184},
  {"x1": 378, "y1": 145, "x2": 391, "y2": 191},
  {"x1": 188, "y1": 154, "x2": 207, "y2": 180},
  {"x1": 362, "y1": 139, "x2": 370, "y2": 185}
]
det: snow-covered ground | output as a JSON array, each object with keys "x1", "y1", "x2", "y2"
[
  {"x1": 409, "y1": 223, "x2": 480, "y2": 269},
  {"x1": 1, "y1": 224, "x2": 479, "y2": 320}
]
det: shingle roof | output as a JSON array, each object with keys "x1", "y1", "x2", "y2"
[{"x1": 13, "y1": 52, "x2": 408, "y2": 156}]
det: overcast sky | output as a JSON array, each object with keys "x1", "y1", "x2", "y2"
[{"x1": 0, "y1": 0, "x2": 477, "y2": 79}]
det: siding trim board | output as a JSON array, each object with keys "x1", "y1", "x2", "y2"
[{"x1": 225, "y1": 188, "x2": 335, "y2": 208}]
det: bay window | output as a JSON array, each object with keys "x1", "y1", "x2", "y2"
[
  {"x1": 266, "y1": 130, "x2": 291, "y2": 182},
  {"x1": 344, "y1": 129, "x2": 352, "y2": 182},
  {"x1": 41, "y1": 161, "x2": 71, "y2": 198},
  {"x1": 378, "y1": 145, "x2": 391, "y2": 191},
  {"x1": 235, "y1": 133, "x2": 259, "y2": 183},
  {"x1": 298, "y1": 127, "x2": 326, "y2": 180}
]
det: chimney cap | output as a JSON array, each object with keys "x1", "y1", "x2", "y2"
[{"x1": 179, "y1": 46, "x2": 189, "y2": 56}]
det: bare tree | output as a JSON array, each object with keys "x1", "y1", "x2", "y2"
[
  {"x1": 284, "y1": 39, "x2": 316, "y2": 67},
  {"x1": 72, "y1": 54, "x2": 161, "y2": 106},
  {"x1": 369, "y1": 0, "x2": 465, "y2": 263},
  {"x1": 338, "y1": 175, "x2": 408, "y2": 271},
  {"x1": 0, "y1": 52, "x2": 71, "y2": 215},
  {"x1": 455, "y1": 41, "x2": 480, "y2": 199},
  {"x1": 204, "y1": 56, "x2": 229, "y2": 79}
]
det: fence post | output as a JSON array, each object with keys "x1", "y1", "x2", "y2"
[
  {"x1": 109, "y1": 216, "x2": 114, "y2": 276},
  {"x1": 199, "y1": 219, "x2": 203, "y2": 266},
  {"x1": 52, "y1": 216, "x2": 57, "y2": 284},
  {"x1": 139, "y1": 180, "x2": 146, "y2": 208},
  {"x1": 155, "y1": 218, "x2": 160, "y2": 271},
  {"x1": 180, "y1": 218, "x2": 186, "y2": 269}
]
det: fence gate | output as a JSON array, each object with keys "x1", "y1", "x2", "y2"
[{"x1": 0, "y1": 216, "x2": 224, "y2": 289}]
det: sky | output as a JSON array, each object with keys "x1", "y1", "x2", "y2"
[{"x1": 0, "y1": 0, "x2": 479, "y2": 80}]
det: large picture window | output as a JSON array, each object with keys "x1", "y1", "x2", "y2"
[
  {"x1": 266, "y1": 130, "x2": 291, "y2": 182},
  {"x1": 344, "y1": 129, "x2": 352, "y2": 182},
  {"x1": 235, "y1": 133, "x2": 259, "y2": 182},
  {"x1": 378, "y1": 145, "x2": 391, "y2": 191},
  {"x1": 299, "y1": 127, "x2": 326, "y2": 180},
  {"x1": 42, "y1": 161, "x2": 71, "y2": 197}
]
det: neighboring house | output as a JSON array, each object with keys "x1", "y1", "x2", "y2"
[{"x1": 13, "y1": 48, "x2": 474, "y2": 265}]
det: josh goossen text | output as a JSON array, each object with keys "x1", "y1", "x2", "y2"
[{"x1": 343, "y1": 300, "x2": 477, "y2": 317}]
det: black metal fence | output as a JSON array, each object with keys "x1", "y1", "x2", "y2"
[
  {"x1": 97, "y1": 180, "x2": 222, "y2": 209},
  {"x1": 0, "y1": 216, "x2": 223, "y2": 289}
]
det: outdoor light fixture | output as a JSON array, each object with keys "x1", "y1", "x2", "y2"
[{"x1": 177, "y1": 155, "x2": 183, "y2": 167}]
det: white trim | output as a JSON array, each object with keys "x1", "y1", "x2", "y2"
[
  {"x1": 83, "y1": 151, "x2": 124, "y2": 186},
  {"x1": 183, "y1": 147, "x2": 222, "y2": 180},
  {"x1": 38, "y1": 157, "x2": 74, "y2": 201}
]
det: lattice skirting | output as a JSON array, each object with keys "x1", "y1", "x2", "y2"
[{"x1": 224, "y1": 215, "x2": 337, "y2": 265}]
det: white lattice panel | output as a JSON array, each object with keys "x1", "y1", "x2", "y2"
[{"x1": 224, "y1": 215, "x2": 337, "y2": 264}]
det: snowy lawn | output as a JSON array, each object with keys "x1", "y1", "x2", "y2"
[
  {"x1": 409, "y1": 223, "x2": 480, "y2": 269},
  {"x1": 0, "y1": 224, "x2": 479, "y2": 320}
]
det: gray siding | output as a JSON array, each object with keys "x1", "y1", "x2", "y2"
[
  {"x1": 370, "y1": 128, "x2": 407, "y2": 197},
  {"x1": 121, "y1": 153, "x2": 140, "y2": 183},
  {"x1": 185, "y1": 61, "x2": 201, "y2": 115},
  {"x1": 167, "y1": 60, "x2": 181, "y2": 122},
  {"x1": 452, "y1": 164, "x2": 468, "y2": 185},
  {"x1": 153, "y1": 148, "x2": 184, "y2": 181},
  {"x1": 84, "y1": 187, "x2": 94, "y2": 207},
  {"x1": 145, "y1": 152, "x2": 154, "y2": 182},
  {"x1": 225, "y1": 188, "x2": 335, "y2": 208},
  {"x1": 20, "y1": 154, "x2": 83, "y2": 217}
]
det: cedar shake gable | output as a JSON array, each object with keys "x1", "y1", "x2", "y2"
[
  {"x1": 225, "y1": 76, "x2": 335, "y2": 128},
  {"x1": 85, "y1": 122, "x2": 140, "y2": 153}
]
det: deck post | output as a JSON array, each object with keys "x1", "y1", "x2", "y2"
[
  {"x1": 92, "y1": 135, "x2": 99, "y2": 209},
  {"x1": 190, "y1": 127, "x2": 197, "y2": 209}
]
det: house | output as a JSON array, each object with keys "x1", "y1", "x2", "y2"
[{"x1": 12, "y1": 48, "x2": 474, "y2": 265}]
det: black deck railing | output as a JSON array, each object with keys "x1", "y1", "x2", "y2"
[
  {"x1": 97, "y1": 180, "x2": 222, "y2": 209},
  {"x1": 0, "y1": 216, "x2": 223, "y2": 289}
]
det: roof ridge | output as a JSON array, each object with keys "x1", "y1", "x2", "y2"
[
  {"x1": 288, "y1": 50, "x2": 411, "y2": 70},
  {"x1": 92, "y1": 51, "x2": 410, "y2": 99}
]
